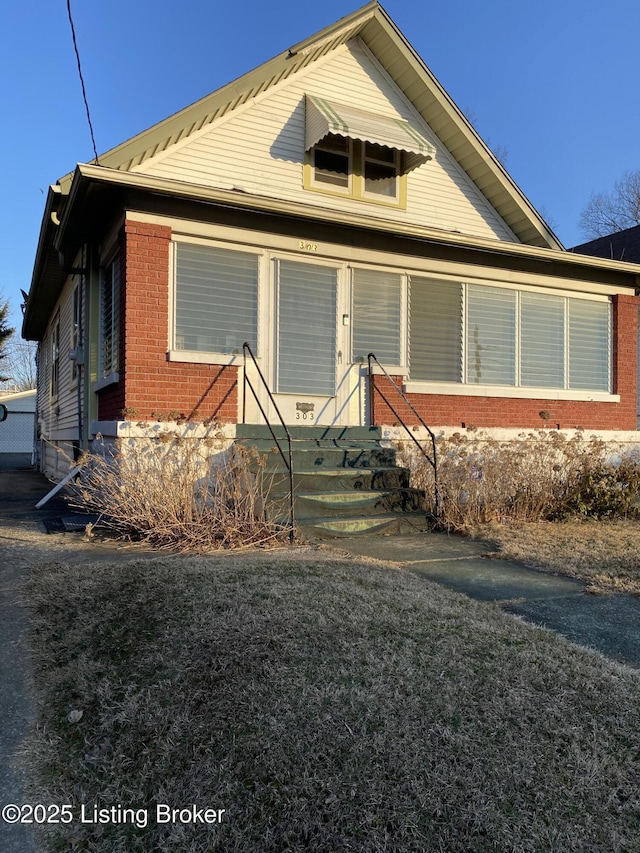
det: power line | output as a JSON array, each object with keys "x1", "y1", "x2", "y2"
[{"x1": 66, "y1": 0, "x2": 99, "y2": 164}]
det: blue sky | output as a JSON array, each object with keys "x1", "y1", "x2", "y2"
[{"x1": 2, "y1": 0, "x2": 639, "y2": 334}]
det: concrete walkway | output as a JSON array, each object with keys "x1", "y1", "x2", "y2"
[{"x1": 330, "y1": 532, "x2": 640, "y2": 671}]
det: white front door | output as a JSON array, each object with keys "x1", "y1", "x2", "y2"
[{"x1": 268, "y1": 258, "x2": 362, "y2": 426}]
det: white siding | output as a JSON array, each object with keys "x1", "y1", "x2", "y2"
[
  {"x1": 134, "y1": 40, "x2": 517, "y2": 243},
  {"x1": 38, "y1": 275, "x2": 84, "y2": 443}
]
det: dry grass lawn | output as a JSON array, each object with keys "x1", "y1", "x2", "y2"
[
  {"x1": 23, "y1": 550, "x2": 640, "y2": 852},
  {"x1": 475, "y1": 518, "x2": 640, "y2": 594}
]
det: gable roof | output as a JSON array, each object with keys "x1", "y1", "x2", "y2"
[
  {"x1": 56, "y1": 1, "x2": 560, "y2": 250},
  {"x1": 571, "y1": 225, "x2": 640, "y2": 263}
]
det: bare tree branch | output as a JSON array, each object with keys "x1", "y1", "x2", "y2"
[{"x1": 579, "y1": 169, "x2": 640, "y2": 239}]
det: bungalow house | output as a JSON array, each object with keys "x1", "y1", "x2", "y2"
[{"x1": 23, "y1": 2, "x2": 640, "y2": 483}]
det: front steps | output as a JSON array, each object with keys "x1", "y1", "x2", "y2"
[{"x1": 235, "y1": 424, "x2": 430, "y2": 538}]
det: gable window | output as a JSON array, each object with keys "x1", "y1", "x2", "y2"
[
  {"x1": 313, "y1": 135, "x2": 351, "y2": 190},
  {"x1": 174, "y1": 242, "x2": 259, "y2": 355},
  {"x1": 363, "y1": 142, "x2": 400, "y2": 199},
  {"x1": 307, "y1": 134, "x2": 402, "y2": 205},
  {"x1": 408, "y1": 277, "x2": 611, "y2": 393},
  {"x1": 99, "y1": 253, "x2": 120, "y2": 380},
  {"x1": 304, "y1": 96, "x2": 434, "y2": 208}
]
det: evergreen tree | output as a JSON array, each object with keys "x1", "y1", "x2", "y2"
[{"x1": 0, "y1": 298, "x2": 15, "y2": 383}]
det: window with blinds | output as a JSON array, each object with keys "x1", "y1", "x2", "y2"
[
  {"x1": 520, "y1": 292, "x2": 565, "y2": 388},
  {"x1": 408, "y1": 277, "x2": 611, "y2": 393},
  {"x1": 50, "y1": 312, "x2": 60, "y2": 399},
  {"x1": 175, "y1": 243, "x2": 258, "y2": 354},
  {"x1": 409, "y1": 277, "x2": 462, "y2": 382},
  {"x1": 467, "y1": 285, "x2": 516, "y2": 385},
  {"x1": 352, "y1": 268, "x2": 402, "y2": 364},
  {"x1": 276, "y1": 260, "x2": 337, "y2": 396},
  {"x1": 569, "y1": 299, "x2": 610, "y2": 391},
  {"x1": 100, "y1": 254, "x2": 120, "y2": 379}
]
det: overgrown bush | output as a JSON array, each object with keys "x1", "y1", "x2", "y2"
[
  {"x1": 69, "y1": 434, "x2": 285, "y2": 551},
  {"x1": 397, "y1": 430, "x2": 640, "y2": 530}
]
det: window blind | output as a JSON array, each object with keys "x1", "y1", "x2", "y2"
[
  {"x1": 467, "y1": 285, "x2": 516, "y2": 385},
  {"x1": 409, "y1": 277, "x2": 462, "y2": 382},
  {"x1": 277, "y1": 260, "x2": 337, "y2": 396},
  {"x1": 352, "y1": 269, "x2": 402, "y2": 364},
  {"x1": 100, "y1": 255, "x2": 120, "y2": 378},
  {"x1": 568, "y1": 299, "x2": 610, "y2": 391},
  {"x1": 520, "y1": 292, "x2": 565, "y2": 388},
  {"x1": 175, "y1": 243, "x2": 258, "y2": 353}
]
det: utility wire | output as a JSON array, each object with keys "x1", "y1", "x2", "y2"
[{"x1": 66, "y1": 0, "x2": 99, "y2": 164}]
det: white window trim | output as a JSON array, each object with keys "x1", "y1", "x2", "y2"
[
  {"x1": 404, "y1": 380, "x2": 619, "y2": 403},
  {"x1": 169, "y1": 237, "x2": 264, "y2": 365}
]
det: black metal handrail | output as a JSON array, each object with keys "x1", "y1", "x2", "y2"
[
  {"x1": 242, "y1": 343, "x2": 295, "y2": 541},
  {"x1": 367, "y1": 353, "x2": 439, "y2": 519}
]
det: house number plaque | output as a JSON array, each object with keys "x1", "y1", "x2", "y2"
[
  {"x1": 298, "y1": 241, "x2": 318, "y2": 252},
  {"x1": 296, "y1": 402, "x2": 315, "y2": 420}
]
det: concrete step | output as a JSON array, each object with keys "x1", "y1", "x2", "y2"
[
  {"x1": 237, "y1": 442, "x2": 397, "y2": 470},
  {"x1": 236, "y1": 424, "x2": 383, "y2": 442},
  {"x1": 265, "y1": 488, "x2": 426, "y2": 520},
  {"x1": 296, "y1": 512, "x2": 428, "y2": 538},
  {"x1": 265, "y1": 467, "x2": 411, "y2": 493}
]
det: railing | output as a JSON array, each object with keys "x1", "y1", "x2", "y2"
[
  {"x1": 242, "y1": 343, "x2": 295, "y2": 541},
  {"x1": 367, "y1": 353, "x2": 439, "y2": 519}
]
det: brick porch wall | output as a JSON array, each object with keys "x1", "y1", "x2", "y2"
[{"x1": 97, "y1": 220, "x2": 238, "y2": 423}]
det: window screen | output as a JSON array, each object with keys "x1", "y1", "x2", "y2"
[
  {"x1": 352, "y1": 269, "x2": 402, "y2": 364},
  {"x1": 520, "y1": 292, "x2": 565, "y2": 388},
  {"x1": 175, "y1": 243, "x2": 258, "y2": 353},
  {"x1": 409, "y1": 277, "x2": 462, "y2": 382},
  {"x1": 100, "y1": 255, "x2": 120, "y2": 378},
  {"x1": 277, "y1": 260, "x2": 337, "y2": 396},
  {"x1": 467, "y1": 285, "x2": 516, "y2": 385},
  {"x1": 568, "y1": 299, "x2": 610, "y2": 391}
]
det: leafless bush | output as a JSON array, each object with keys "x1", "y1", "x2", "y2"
[
  {"x1": 397, "y1": 430, "x2": 640, "y2": 531},
  {"x1": 69, "y1": 435, "x2": 285, "y2": 551}
]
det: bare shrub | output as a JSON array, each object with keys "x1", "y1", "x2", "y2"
[
  {"x1": 69, "y1": 436, "x2": 285, "y2": 551},
  {"x1": 397, "y1": 430, "x2": 640, "y2": 531}
]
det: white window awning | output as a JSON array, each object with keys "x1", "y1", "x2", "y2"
[{"x1": 305, "y1": 95, "x2": 435, "y2": 167}]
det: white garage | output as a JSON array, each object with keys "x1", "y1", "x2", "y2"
[{"x1": 0, "y1": 389, "x2": 36, "y2": 464}]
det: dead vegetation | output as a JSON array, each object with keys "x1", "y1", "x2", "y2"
[
  {"x1": 68, "y1": 435, "x2": 285, "y2": 551},
  {"x1": 398, "y1": 429, "x2": 640, "y2": 529},
  {"x1": 22, "y1": 553, "x2": 640, "y2": 852}
]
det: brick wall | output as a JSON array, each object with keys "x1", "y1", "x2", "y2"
[{"x1": 97, "y1": 220, "x2": 238, "y2": 423}]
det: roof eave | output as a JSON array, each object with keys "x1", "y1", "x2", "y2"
[
  {"x1": 71, "y1": 164, "x2": 640, "y2": 279},
  {"x1": 22, "y1": 185, "x2": 66, "y2": 341}
]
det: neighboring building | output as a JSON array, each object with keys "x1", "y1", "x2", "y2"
[
  {"x1": 0, "y1": 388, "x2": 36, "y2": 467},
  {"x1": 22, "y1": 2, "x2": 640, "y2": 479},
  {"x1": 571, "y1": 225, "x2": 640, "y2": 264}
]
